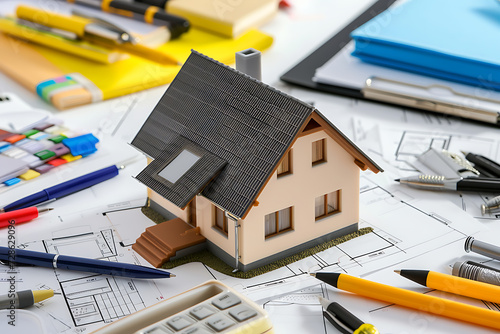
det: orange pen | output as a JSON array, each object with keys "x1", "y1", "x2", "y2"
[
  {"x1": 312, "y1": 272, "x2": 500, "y2": 331},
  {"x1": 0, "y1": 207, "x2": 52, "y2": 228},
  {"x1": 396, "y1": 269, "x2": 500, "y2": 304}
]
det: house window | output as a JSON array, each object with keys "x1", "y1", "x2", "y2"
[
  {"x1": 315, "y1": 190, "x2": 341, "y2": 220},
  {"x1": 213, "y1": 206, "x2": 228, "y2": 235},
  {"x1": 277, "y1": 150, "x2": 292, "y2": 177},
  {"x1": 312, "y1": 139, "x2": 326, "y2": 165},
  {"x1": 265, "y1": 207, "x2": 293, "y2": 238}
]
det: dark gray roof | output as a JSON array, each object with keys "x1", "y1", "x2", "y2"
[{"x1": 131, "y1": 50, "x2": 314, "y2": 218}]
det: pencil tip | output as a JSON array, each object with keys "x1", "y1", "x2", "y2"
[
  {"x1": 394, "y1": 178, "x2": 400, "y2": 182},
  {"x1": 170, "y1": 274, "x2": 176, "y2": 277},
  {"x1": 460, "y1": 150, "x2": 467, "y2": 156},
  {"x1": 310, "y1": 273, "x2": 316, "y2": 277},
  {"x1": 394, "y1": 270, "x2": 401, "y2": 274}
]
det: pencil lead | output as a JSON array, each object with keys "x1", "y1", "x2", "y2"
[
  {"x1": 310, "y1": 273, "x2": 316, "y2": 277},
  {"x1": 394, "y1": 179, "x2": 400, "y2": 182}
]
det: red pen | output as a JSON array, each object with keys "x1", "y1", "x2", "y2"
[{"x1": 0, "y1": 207, "x2": 53, "y2": 228}]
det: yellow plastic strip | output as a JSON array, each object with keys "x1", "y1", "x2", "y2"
[{"x1": 144, "y1": 6, "x2": 159, "y2": 24}]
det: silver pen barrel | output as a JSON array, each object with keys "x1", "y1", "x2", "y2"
[{"x1": 397, "y1": 175, "x2": 461, "y2": 190}]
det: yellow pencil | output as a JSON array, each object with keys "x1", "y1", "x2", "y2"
[
  {"x1": 396, "y1": 269, "x2": 500, "y2": 304},
  {"x1": 311, "y1": 272, "x2": 500, "y2": 330},
  {"x1": 16, "y1": 5, "x2": 180, "y2": 66}
]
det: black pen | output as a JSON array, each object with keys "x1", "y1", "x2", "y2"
[
  {"x1": 319, "y1": 297, "x2": 379, "y2": 334},
  {"x1": 60, "y1": 0, "x2": 189, "y2": 38},
  {"x1": 462, "y1": 151, "x2": 500, "y2": 178},
  {"x1": 395, "y1": 175, "x2": 500, "y2": 193}
]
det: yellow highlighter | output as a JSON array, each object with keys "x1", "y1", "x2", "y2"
[
  {"x1": 15, "y1": 5, "x2": 180, "y2": 65},
  {"x1": 396, "y1": 269, "x2": 500, "y2": 304}
]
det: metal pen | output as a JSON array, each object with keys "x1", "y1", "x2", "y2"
[
  {"x1": 395, "y1": 175, "x2": 500, "y2": 193},
  {"x1": 465, "y1": 236, "x2": 500, "y2": 262},
  {"x1": 481, "y1": 195, "x2": 500, "y2": 215}
]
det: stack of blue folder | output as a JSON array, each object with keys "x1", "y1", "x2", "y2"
[{"x1": 350, "y1": 0, "x2": 500, "y2": 90}]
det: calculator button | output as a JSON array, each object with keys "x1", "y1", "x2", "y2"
[
  {"x1": 166, "y1": 315, "x2": 194, "y2": 331},
  {"x1": 180, "y1": 325, "x2": 212, "y2": 334},
  {"x1": 142, "y1": 326, "x2": 174, "y2": 334},
  {"x1": 190, "y1": 305, "x2": 215, "y2": 320},
  {"x1": 211, "y1": 293, "x2": 241, "y2": 310},
  {"x1": 206, "y1": 314, "x2": 236, "y2": 332},
  {"x1": 228, "y1": 305, "x2": 258, "y2": 322}
]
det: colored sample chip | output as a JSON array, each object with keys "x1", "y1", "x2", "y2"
[
  {"x1": 33, "y1": 164, "x2": 54, "y2": 174},
  {"x1": 0, "y1": 129, "x2": 14, "y2": 141},
  {"x1": 3, "y1": 147, "x2": 27, "y2": 159},
  {"x1": 34, "y1": 123, "x2": 53, "y2": 131},
  {"x1": 50, "y1": 143, "x2": 70, "y2": 157},
  {"x1": 4, "y1": 134, "x2": 26, "y2": 143},
  {"x1": 4, "y1": 178, "x2": 21, "y2": 186},
  {"x1": 30, "y1": 132, "x2": 49, "y2": 140},
  {"x1": 34, "y1": 149, "x2": 56, "y2": 160},
  {"x1": 62, "y1": 133, "x2": 99, "y2": 156},
  {"x1": 47, "y1": 158, "x2": 67, "y2": 167},
  {"x1": 19, "y1": 169, "x2": 41, "y2": 180},
  {"x1": 0, "y1": 142, "x2": 11, "y2": 153},
  {"x1": 18, "y1": 140, "x2": 45, "y2": 154},
  {"x1": 61, "y1": 154, "x2": 81, "y2": 162},
  {"x1": 49, "y1": 134, "x2": 67, "y2": 144},
  {"x1": 23, "y1": 129, "x2": 39, "y2": 137}
]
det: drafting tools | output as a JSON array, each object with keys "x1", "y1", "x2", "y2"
[
  {"x1": 465, "y1": 236, "x2": 500, "y2": 262},
  {"x1": 395, "y1": 269, "x2": 500, "y2": 304},
  {"x1": 395, "y1": 175, "x2": 500, "y2": 193},
  {"x1": 1, "y1": 165, "x2": 122, "y2": 212},
  {"x1": 0, "y1": 289, "x2": 55, "y2": 309},
  {"x1": 319, "y1": 296, "x2": 379, "y2": 334},
  {"x1": 0, "y1": 207, "x2": 52, "y2": 228},
  {"x1": 0, "y1": 247, "x2": 174, "y2": 279},
  {"x1": 311, "y1": 272, "x2": 500, "y2": 330},
  {"x1": 15, "y1": 5, "x2": 180, "y2": 65}
]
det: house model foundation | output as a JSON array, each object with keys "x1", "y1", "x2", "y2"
[{"x1": 131, "y1": 50, "x2": 383, "y2": 272}]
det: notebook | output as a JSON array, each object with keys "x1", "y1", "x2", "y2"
[
  {"x1": 167, "y1": 0, "x2": 279, "y2": 37},
  {"x1": 350, "y1": 0, "x2": 500, "y2": 90},
  {"x1": 0, "y1": 28, "x2": 273, "y2": 110}
]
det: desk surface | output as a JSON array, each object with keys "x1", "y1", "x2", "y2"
[{"x1": 1, "y1": 1, "x2": 500, "y2": 333}]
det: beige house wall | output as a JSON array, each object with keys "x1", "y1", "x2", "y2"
[{"x1": 238, "y1": 130, "x2": 360, "y2": 266}]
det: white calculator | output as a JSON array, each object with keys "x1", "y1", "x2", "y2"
[{"x1": 91, "y1": 280, "x2": 274, "y2": 334}]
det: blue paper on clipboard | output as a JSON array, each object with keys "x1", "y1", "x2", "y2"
[{"x1": 351, "y1": 0, "x2": 500, "y2": 90}]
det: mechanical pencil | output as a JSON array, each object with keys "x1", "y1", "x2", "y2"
[
  {"x1": 0, "y1": 289, "x2": 55, "y2": 309},
  {"x1": 395, "y1": 175, "x2": 500, "y2": 193}
]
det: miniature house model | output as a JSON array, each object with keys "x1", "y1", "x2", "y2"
[{"x1": 131, "y1": 50, "x2": 383, "y2": 272}]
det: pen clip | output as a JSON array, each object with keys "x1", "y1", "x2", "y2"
[
  {"x1": 14, "y1": 17, "x2": 79, "y2": 40},
  {"x1": 71, "y1": 9, "x2": 137, "y2": 44},
  {"x1": 323, "y1": 310, "x2": 353, "y2": 334}
]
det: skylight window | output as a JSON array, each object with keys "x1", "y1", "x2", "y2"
[{"x1": 158, "y1": 150, "x2": 200, "y2": 184}]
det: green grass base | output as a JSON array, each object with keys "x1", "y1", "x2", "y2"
[
  {"x1": 162, "y1": 227, "x2": 373, "y2": 279},
  {"x1": 141, "y1": 204, "x2": 373, "y2": 278}
]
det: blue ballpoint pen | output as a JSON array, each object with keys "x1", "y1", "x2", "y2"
[
  {"x1": 1, "y1": 165, "x2": 122, "y2": 212},
  {"x1": 0, "y1": 247, "x2": 175, "y2": 279}
]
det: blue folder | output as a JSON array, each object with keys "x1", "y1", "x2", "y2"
[{"x1": 351, "y1": 0, "x2": 500, "y2": 90}]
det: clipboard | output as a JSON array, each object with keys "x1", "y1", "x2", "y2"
[{"x1": 280, "y1": 0, "x2": 500, "y2": 125}]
